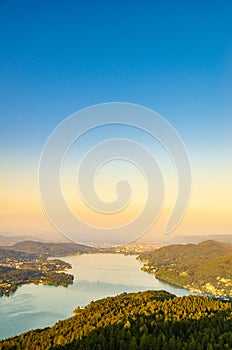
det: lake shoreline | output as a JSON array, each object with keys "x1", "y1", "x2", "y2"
[{"x1": 0, "y1": 253, "x2": 190, "y2": 340}]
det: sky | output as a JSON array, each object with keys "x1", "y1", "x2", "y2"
[{"x1": 0, "y1": 0, "x2": 232, "y2": 243}]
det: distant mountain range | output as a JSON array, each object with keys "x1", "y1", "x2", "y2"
[
  {"x1": 159, "y1": 234, "x2": 232, "y2": 244},
  {"x1": 0, "y1": 234, "x2": 40, "y2": 246},
  {"x1": 1, "y1": 232, "x2": 232, "y2": 247},
  {"x1": 0, "y1": 232, "x2": 70, "y2": 246}
]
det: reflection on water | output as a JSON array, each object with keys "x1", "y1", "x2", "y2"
[{"x1": 0, "y1": 254, "x2": 189, "y2": 339}]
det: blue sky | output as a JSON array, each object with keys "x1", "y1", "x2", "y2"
[{"x1": 0, "y1": 0, "x2": 231, "y2": 240}]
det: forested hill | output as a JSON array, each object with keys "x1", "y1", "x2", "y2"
[
  {"x1": 0, "y1": 247, "x2": 36, "y2": 259},
  {"x1": 5, "y1": 241, "x2": 96, "y2": 257},
  {"x1": 1, "y1": 290, "x2": 232, "y2": 349},
  {"x1": 139, "y1": 240, "x2": 232, "y2": 297}
]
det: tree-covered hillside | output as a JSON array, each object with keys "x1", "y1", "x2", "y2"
[
  {"x1": 6, "y1": 241, "x2": 96, "y2": 257},
  {"x1": 139, "y1": 240, "x2": 232, "y2": 297},
  {"x1": 0, "y1": 247, "x2": 36, "y2": 259},
  {"x1": 1, "y1": 290, "x2": 232, "y2": 349}
]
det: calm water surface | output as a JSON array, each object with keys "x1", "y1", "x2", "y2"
[{"x1": 0, "y1": 254, "x2": 190, "y2": 339}]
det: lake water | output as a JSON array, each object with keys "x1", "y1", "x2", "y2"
[{"x1": 0, "y1": 254, "x2": 190, "y2": 339}]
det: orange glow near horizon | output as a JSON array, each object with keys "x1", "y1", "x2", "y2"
[{"x1": 1, "y1": 151, "x2": 231, "y2": 241}]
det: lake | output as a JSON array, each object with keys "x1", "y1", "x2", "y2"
[{"x1": 0, "y1": 254, "x2": 190, "y2": 339}]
